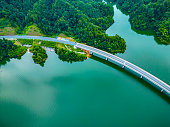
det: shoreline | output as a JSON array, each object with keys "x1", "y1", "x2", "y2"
[{"x1": 1, "y1": 35, "x2": 169, "y2": 98}]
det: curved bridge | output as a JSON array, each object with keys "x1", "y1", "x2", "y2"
[
  {"x1": 1, "y1": 35, "x2": 170, "y2": 97},
  {"x1": 76, "y1": 43, "x2": 170, "y2": 97}
]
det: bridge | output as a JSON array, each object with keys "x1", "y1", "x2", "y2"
[
  {"x1": 75, "y1": 43, "x2": 170, "y2": 97},
  {"x1": 0, "y1": 35, "x2": 76, "y2": 46},
  {"x1": 1, "y1": 35, "x2": 170, "y2": 97}
]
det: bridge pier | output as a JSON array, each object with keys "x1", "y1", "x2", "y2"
[
  {"x1": 2, "y1": 36, "x2": 170, "y2": 98},
  {"x1": 106, "y1": 57, "x2": 108, "y2": 61},
  {"x1": 89, "y1": 51, "x2": 93, "y2": 55}
]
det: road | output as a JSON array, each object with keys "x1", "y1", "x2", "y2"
[{"x1": 1, "y1": 35, "x2": 169, "y2": 97}]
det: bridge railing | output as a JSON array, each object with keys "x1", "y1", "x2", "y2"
[
  {"x1": 76, "y1": 43, "x2": 170, "y2": 97},
  {"x1": 1, "y1": 35, "x2": 169, "y2": 97}
]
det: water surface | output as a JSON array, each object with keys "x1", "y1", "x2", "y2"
[
  {"x1": 0, "y1": 5, "x2": 170, "y2": 127},
  {"x1": 106, "y1": 6, "x2": 170, "y2": 84}
]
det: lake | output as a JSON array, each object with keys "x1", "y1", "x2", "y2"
[{"x1": 0, "y1": 5, "x2": 169, "y2": 127}]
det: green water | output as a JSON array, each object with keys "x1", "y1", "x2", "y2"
[
  {"x1": 106, "y1": 6, "x2": 170, "y2": 85},
  {"x1": 0, "y1": 5, "x2": 170, "y2": 127}
]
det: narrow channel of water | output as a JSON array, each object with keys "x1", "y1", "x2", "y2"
[{"x1": 106, "y1": 6, "x2": 170, "y2": 85}]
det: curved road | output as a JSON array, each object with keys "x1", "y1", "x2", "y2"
[
  {"x1": 0, "y1": 35, "x2": 170, "y2": 97},
  {"x1": 0, "y1": 35, "x2": 76, "y2": 45}
]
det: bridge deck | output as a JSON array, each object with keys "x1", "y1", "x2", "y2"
[
  {"x1": 0, "y1": 35, "x2": 76, "y2": 46},
  {"x1": 76, "y1": 43, "x2": 170, "y2": 97},
  {"x1": 1, "y1": 35, "x2": 169, "y2": 97}
]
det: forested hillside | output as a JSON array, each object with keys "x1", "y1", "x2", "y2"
[
  {"x1": 0, "y1": 0, "x2": 126, "y2": 53},
  {"x1": 0, "y1": 39, "x2": 27, "y2": 61},
  {"x1": 107, "y1": 0, "x2": 170, "y2": 44},
  {"x1": 0, "y1": 0, "x2": 37, "y2": 33}
]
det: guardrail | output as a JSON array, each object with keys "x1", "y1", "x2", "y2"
[
  {"x1": 76, "y1": 43, "x2": 170, "y2": 98},
  {"x1": 1, "y1": 35, "x2": 169, "y2": 97},
  {"x1": 0, "y1": 35, "x2": 76, "y2": 46}
]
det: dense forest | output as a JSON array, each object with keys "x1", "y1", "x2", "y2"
[
  {"x1": 0, "y1": 0, "x2": 126, "y2": 53},
  {"x1": 17, "y1": 38, "x2": 87, "y2": 63},
  {"x1": 29, "y1": 44, "x2": 48, "y2": 64},
  {"x1": 55, "y1": 46, "x2": 87, "y2": 63},
  {"x1": 107, "y1": 0, "x2": 170, "y2": 44},
  {"x1": 12, "y1": 38, "x2": 87, "y2": 64},
  {"x1": 0, "y1": 38, "x2": 27, "y2": 61}
]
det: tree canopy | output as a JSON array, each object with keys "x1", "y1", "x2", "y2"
[
  {"x1": 55, "y1": 46, "x2": 87, "y2": 63},
  {"x1": 29, "y1": 44, "x2": 48, "y2": 65},
  {"x1": 0, "y1": 0, "x2": 126, "y2": 53},
  {"x1": 107, "y1": 0, "x2": 170, "y2": 44},
  {"x1": 0, "y1": 38, "x2": 27, "y2": 61}
]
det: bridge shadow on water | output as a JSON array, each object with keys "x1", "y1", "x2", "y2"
[{"x1": 90, "y1": 56, "x2": 170, "y2": 104}]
